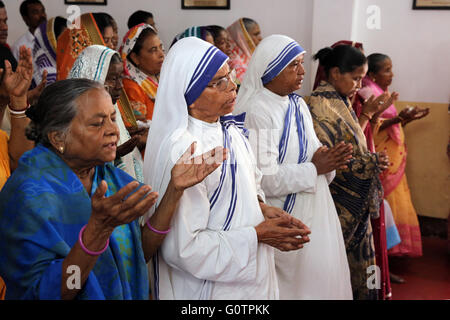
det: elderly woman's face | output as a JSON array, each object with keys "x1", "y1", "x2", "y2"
[
  {"x1": 214, "y1": 30, "x2": 232, "y2": 56},
  {"x1": 102, "y1": 26, "x2": 115, "y2": 50},
  {"x1": 332, "y1": 63, "x2": 368, "y2": 98},
  {"x1": 64, "y1": 88, "x2": 119, "y2": 166},
  {"x1": 133, "y1": 33, "x2": 165, "y2": 76},
  {"x1": 188, "y1": 63, "x2": 237, "y2": 123},
  {"x1": 266, "y1": 54, "x2": 305, "y2": 96},
  {"x1": 247, "y1": 23, "x2": 262, "y2": 46},
  {"x1": 104, "y1": 62, "x2": 124, "y2": 104},
  {"x1": 371, "y1": 58, "x2": 393, "y2": 90}
]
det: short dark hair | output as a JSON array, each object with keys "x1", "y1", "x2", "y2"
[
  {"x1": 25, "y1": 78, "x2": 103, "y2": 146},
  {"x1": 128, "y1": 10, "x2": 153, "y2": 30},
  {"x1": 313, "y1": 45, "x2": 367, "y2": 77},
  {"x1": 206, "y1": 25, "x2": 226, "y2": 41},
  {"x1": 0, "y1": 1, "x2": 5, "y2": 9},
  {"x1": 19, "y1": 0, "x2": 43, "y2": 19},
  {"x1": 367, "y1": 53, "x2": 390, "y2": 74}
]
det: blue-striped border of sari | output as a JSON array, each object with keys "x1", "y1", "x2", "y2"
[
  {"x1": 261, "y1": 41, "x2": 305, "y2": 85},
  {"x1": 185, "y1": 45, "x2": 228, "y2": 106}
]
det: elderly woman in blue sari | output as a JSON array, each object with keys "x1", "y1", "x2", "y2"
[
  {"x1": 0, "y1": 78, "x2": 226, "y2": 300},
  {"x1": 69, "y1": 44, "x2": 145, "y2": 182}
]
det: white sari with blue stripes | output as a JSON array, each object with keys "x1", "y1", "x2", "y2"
[
  {"x1": 143, "y1": 38, "x2": 278, "y2": 300},
  {"x1": 238, "y1": 35, "x2": 352, "y2": 299}
]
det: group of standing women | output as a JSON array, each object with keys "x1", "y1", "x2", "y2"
[{"x1": 0, "y1": 8, "x2": 429, "y2": 300}]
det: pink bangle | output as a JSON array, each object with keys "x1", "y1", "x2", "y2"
[
  {"x1": 146, "y1": 220, "x2": 170, "y2": 235},
  {"x1": 78, "y1": 224, "x2": 109, "y2": 256}
]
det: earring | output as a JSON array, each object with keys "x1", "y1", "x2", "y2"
[{"x1": 59, "y1": 146, "x2": 64, "y2": 154}]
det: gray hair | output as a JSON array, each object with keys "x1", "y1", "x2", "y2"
[{"x1": 26, "y1": 78, "x2": 104, "y2": 146}]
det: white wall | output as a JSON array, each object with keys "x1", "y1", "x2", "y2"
[
  {"x1": 3, "y1": 0, "x2": 449, "y2": 101},
  {"x1": 353, "y1": 0, "x2": 450, "y2": 104},
  {"x1": 3, "y1": 0, "x2": 314, "y2": 95}
]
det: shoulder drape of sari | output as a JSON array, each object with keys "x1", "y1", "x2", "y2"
[
  {"x1": 352, "y1": 81, "x2": 392, "y2": 300},
  {"x1": 307, "y1": 81, "x2": 382, "y2": 300},
  {"x1": 0, "y1": 145, "x2": 149, "y2": 300},
  {"x1": 119, "y1": 24, "x2": 159, "y2": 122},
  {"x1": 32, "y1": 18, "x2": 58, "y2": 88},
  {"x1": 364, "y1": 77, "x2": 406, "y2": 197},
  {"x1": 56, "y1": 13, "x2": 104, "y2": 81},
  {"x1": 227, "y1": 19, "x2": 255, "y2": 83}
]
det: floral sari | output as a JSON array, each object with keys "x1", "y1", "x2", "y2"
[
  {"x1": 369, "y1": 78, "x2": 423, "y2": 257},
  {"x1": 119, "y1": 24, "x2": 158, "y2": 122}
]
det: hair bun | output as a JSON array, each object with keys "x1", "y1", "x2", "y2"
[
  {"x1": 25, "y1": 104, "x2": 42, "y2": 123},
  {"x1": 313, "y1": 47, "x2": 333, "y2": 65}
]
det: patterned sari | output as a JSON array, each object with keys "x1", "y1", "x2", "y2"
[
  {"x1": 226, "y1": 19, "x2": 255, "y2": 83},
  {"x1": 0, "y1": 145, "x2": 149, "y2": 300},
  {"x1": 307, "y1": 81, "x2": 382, "y2": 300},
  {"x1": 32, "y1": 17, "x2": 58, "y2": 88},
  {"x1": 369, "y1": 79, "x2": 423, "y2": 257},
  {"x1": 120, "y1": 24, "x2": 158, "y2": 122},
  {"x1": 56, "y1": 13, "x2": 137, "y2": 128}
]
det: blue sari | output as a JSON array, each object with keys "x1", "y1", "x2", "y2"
[{"x1": 0, "y1": 145, "x2": 149, "y2": 300}]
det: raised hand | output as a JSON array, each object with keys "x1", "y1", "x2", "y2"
[
  {"x1": 170, "y1": 142, "x2": 228, "y2": 191},
  {"x1": 362, "y1": 92, "x2": 391, "y2": 118},
  {"x1": 2, "y1": 46, "x2": 33, "y2": 100},
  {"x1": 27, "y1": 69, "x2": 48, "y2": 106},
  {"x1": 90, "y1": 180, "x2": 159, "y2": 233},
  {"x1": 399, "y1": 106, "x2": 430, "y2": 125},
  {"x1": 373, "y1": 91, "x2": 399, "y2": 121},
  {"x1": 311, "y1": 141, "x2": 353, "y2": 175}
]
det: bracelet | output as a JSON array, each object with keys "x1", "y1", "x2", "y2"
[
  {"x1": 146, "y1": 220, "x2": 170, "y2": 235},
  {"x1": 7, "y1": 104, "x2": 30, "y2": 114},
  {"x1": 78, "y1": 224, "x2": 109, "y2": 256},
  {"x1": 361, "y1": 112, "x2": 372, "y2": 120},
  {"x1": 10, "y1": 114, "x2": 28, "y2": 119}
]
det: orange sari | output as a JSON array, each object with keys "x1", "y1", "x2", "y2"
[{"x1": 56, "y1": 13, "x2": 137, "y2": 128}]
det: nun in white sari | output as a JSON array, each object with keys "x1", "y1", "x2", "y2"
[
  {"x1": 235, "y1": 35, "x2": 353, "y2": 299},
  {"x1": 143, "y1": 37, "x2": 310, "y2": 300},
  {"x1": 69, "y1": 45, "x2": 144, "y2": 182}
]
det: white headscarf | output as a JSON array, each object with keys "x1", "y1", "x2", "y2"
[
  {"x1": 234, "y1": 34, "x2": 306, "y2": 115},
  {"x1": 68, "y1": 44, "x2": 116, "y2": 83},
  {"x1": 143, "y1": 37, "x2": 228, "y2": 220}
]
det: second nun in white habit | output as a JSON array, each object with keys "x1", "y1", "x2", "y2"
[
  {"x1": 143, "y1": 37, "x2": 311, "y2": 300},
  {"x1": 235, "y1": 35, "x2": 353, "y2": 299}
]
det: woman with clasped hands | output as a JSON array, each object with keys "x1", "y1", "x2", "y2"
[{"x1": 0, "y1": 77, "x2": 228, "y2": 300}]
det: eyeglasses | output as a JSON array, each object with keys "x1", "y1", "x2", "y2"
[{"x1": 207, "y1": 69, "x2": 237, "y2": 91}]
